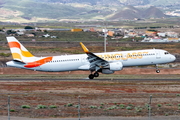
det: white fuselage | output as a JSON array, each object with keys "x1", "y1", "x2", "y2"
[{"x1": 6, "y1": 49, "x2": 176, "y2": 72}]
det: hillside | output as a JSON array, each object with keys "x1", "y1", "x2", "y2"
[
  {"x1": 32, "y1": 0, "x2": 180, "y2": 6},
  {"x1": 0, "y1": 0, "x2": 114, "y2": 22},
  {"x1": 2, "y1": 0, "x2": 87, "y2": 19},
  {"x1": 108, "y1": 6, "x2": 167, "y2": 20},
  {"x1": 0, "y1": 0, "x2": 178, "y2": 22},
  {"x1": 143, "y1": 6, "x2": 166, "y2": 18},
  {"x1": 108, "y1": 6, "x2": 142, "y2": 20}
]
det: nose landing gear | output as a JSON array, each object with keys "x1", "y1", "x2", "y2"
[
  {"x1": 156, "y1": 64, "x2": 160, "y2": 73},
  {"x1": 156, "y1": 69, "x2": 160, "y2": 73}
]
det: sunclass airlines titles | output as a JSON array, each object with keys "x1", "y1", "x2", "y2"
[{"x1": 97, "y1": 52, "x2": 150, "y2": 61}]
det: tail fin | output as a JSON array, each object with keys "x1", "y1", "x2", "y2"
[{"x1": 7, "y1": 36, "x2": 36, "y2": 62}]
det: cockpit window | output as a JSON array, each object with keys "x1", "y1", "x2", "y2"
[{"x1": 164, "y1": 52, "x2": 169, "y2": 55}]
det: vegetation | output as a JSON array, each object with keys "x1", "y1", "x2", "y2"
[
  {"x1": 126, "y1": 106, "x2": 133, "y2": 110},
  {"x1": 3, "y1": 0, "x2": 86, "y2": 19},
  {"x1": 10, "y1": 109, "x2": 15, "y2": 112},
  {"x1": 0, "y1": 53, "x2": 11, "y2": 58},
  {"x1": 157, "y1": 104, "x2": 162, "y2": 107},
  {"x1": 49, "y1": 105, "x2": 57, "y2": 109},
  {"x1": 66, "y1": 103, "x2": 73, "y2": 107},
  {"x1": 24, "y1": 26, "x2": 34, "y2": 29},
  {"x1": 21, "y1": 105, "x2": 31, "y2": 109},
  {"x1": 36, "y1": 105, "x2": 47, "y2": 109},
  {"x1": 0, "y1": 79, "x2": 180, "y2": 117},
  {"x1": 119, "y1": 104, "x2": 125, "y2": 109},
  {"x1": 74, "y1": 105, "x2": 79, "y2": 108},
  {"x1": 135, "y1": 107, "x2": 143, "y2": 112},
  {"x1": 89, "y1": 105, "x2": 98, "y2": 109}
]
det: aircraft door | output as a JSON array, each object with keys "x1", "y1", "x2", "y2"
[
  {"x1": 122, "y1": 53, "x2": 128, "y2": 61},
  {"x1": 155, "y1": 50, "x2": 161, "y2": 59}
]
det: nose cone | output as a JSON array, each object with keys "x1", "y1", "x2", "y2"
[{"x1": 171, "y1": 55, "x2": 176, "y2": 62}]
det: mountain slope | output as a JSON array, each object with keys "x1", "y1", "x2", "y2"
[
  {"x1": 33, "y1": 0, "x2": 121, "y2": 5},
  {"x1": 109, "y1": 6, "x2": 143, "y2": 20},
  {"x1": 32, "y1": 0, "x2": 180, "y2": 6},
  {"x1": 0, "y1": 0, "x2": 178, "y2": 22},
  {"x1": 143, "y1": 6, "x2": 166, "y2": 18},
  {"x1": 2, "y1": 0, "x2": 87, "y2": 19},
  {"x1": 108, "y1": 5, "x2": 167, "y2": 20}
]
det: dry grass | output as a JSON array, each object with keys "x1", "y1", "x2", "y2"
[{"x1": 0, "y1": 80, "x2": 180, "y2": 118}]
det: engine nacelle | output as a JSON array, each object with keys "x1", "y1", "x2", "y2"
[
  {"x1": 102, "y1": 69, "x2": 114, "y2": 74},
  {"x1": 109, "y1": 62, "x2": 123, "y2": 71}
]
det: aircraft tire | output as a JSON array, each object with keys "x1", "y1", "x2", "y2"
[
  {"x1": 156, "y1": 70, "x2": 160, "y2": 73},
  {"x1": 94, "y1": 72, "x2": 99, "y2": 77},
  {"x1": 89, "y1": 74, "x2": 94, "y2": 79}
]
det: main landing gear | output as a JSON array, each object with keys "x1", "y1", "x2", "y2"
[
  {"x1": 89, "y1": 72, "x2": 99, "y2": 79},
  {"x1": 156, "y1": 64, "x2": 160, "y2": 73}
]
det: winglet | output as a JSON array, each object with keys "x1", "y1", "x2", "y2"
[{"x1": 80, "y1": 42, "x2": 90, "y2": 53}]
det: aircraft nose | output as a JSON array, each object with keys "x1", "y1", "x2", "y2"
[
  {"x1": 171, "y1": 55, "x2": 176, "y2": 62},
  {"x1": 6, "y1": 61, "x2": 11, "y2": 66}
]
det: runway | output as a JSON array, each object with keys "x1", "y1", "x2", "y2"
[{"x1": 0, "y1": 78, "x2": 179, "y2": 81}]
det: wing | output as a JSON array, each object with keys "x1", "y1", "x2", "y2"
[{"x1": 80, "y1": 42, "x2": 109, "y2": 71}]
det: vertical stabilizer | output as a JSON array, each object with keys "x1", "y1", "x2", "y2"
[{"x1": 7, "y1": 37, "x2": 36, "y2": 62}]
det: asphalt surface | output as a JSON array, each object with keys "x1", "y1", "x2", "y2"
[
  {"x1": 1, "y1": 116, "x2": 180, "y2": 120},
  {"x1": 0, "y1": 78, "x2": 179, "y2": 81}
]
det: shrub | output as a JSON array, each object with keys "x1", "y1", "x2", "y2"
[
  {"x1": 74, "y1": 105, "x2": 79, "y2": 108},
  {"x1": 114, "y1": 102, "x2": 117, "y2": 105},
  {"x1": 135, "y1": 107, "x2": 142, "y2": 112},
  {"x1": 107, "y1": 105, "x2": 117, "y2": 110},
  {"x1": 145, "y1": 103, "x2": 149, "y2": 108},
  {"x1": 99, "y1": 106, "x2": 103, "y2": 109},
  {"x1": 157, "y1": 104, "x2": 162, "y2": 107},
  {"x1": 126, "y1": 106, "x2": 133, "y2": 110},
  {"x1": 101, "y1": 103, "x2": 104, "y2": 106},
  {"x1": 119, "y1": 104, "x2": 125, "y2": 109},
  {"x1": 165, "y1": 104, "x2": 172, "y2": 106},
  {"x1": 10, "y1": 109, "x2": 15, "y2": 112},
  {"x1": 37, "y1": 105, "x2": 47, "y2": 109},
  {"x1": 67, "y1": 103, "x2": 73, "y2": 107},
  {"x1": 128, "y1": 104, "x2": 134, "y2": 106},
  {"x1": 89, "y1": 105, "x2": 97, "y2": 109},
  {"x1": 21, "y1": 105, "x2": 31, "y2": 109},
  {"x1": 49, "y1": 105, "x2": 57, "y2": 109}
]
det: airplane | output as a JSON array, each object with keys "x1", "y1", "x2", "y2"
[{"x1": 6, "y1": 36, "x2": 176, "y2": 79}]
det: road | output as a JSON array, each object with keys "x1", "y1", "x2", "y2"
[
  {"x1": 0, "y1": 78, "x2": 179, "y2": 81},
  {"x1": 0, "y1": 116, "x2": 180, "y2": 120}
]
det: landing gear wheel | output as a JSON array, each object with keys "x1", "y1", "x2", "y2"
[
  {"x1": 89, "y1": 74, "x2": 94, "y2": 79},
  {"x1": 94, "y1": 72, "x2": 99, "y2": 77},
  {"x1": 155, "y1": 64, "x2": 160, "y2": 73},
  {"x1": 156, "y1": 69, "x2": 160, "y2": 73}
]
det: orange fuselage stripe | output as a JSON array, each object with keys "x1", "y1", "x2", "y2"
[{"x1": 24, "y1": 57, "x2": 53, "y2": 68}]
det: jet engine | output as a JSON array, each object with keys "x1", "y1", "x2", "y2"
[
  {"x1": 109, "y1": 62, "x2": 123, "y2": 71},
  {"x1": 101, "y1": 62, "x2": 123, "y2": 74},
  {"x1": 101, "y1": 69, "x2": 114, "y2": 74}
]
